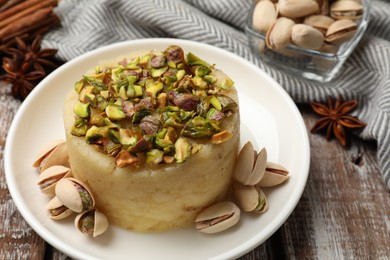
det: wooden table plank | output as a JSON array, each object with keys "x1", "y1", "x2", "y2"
[
  {"x1": 279, "y1": 104, "x2": 390, "y2": 260},
  {"x1": 0, "y1": 93, "x2": 46, "y2": 259}
]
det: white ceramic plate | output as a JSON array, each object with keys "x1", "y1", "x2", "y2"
[{"x1": 5, "y1": 39, "x2": 310, "y2": 260}]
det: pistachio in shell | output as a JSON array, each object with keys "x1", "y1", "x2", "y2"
[
  {"x1": 291, "y1": 24, "x2": 325, "y2": 50},
  {"x1": 75, "y1": 209, "x2": 109, "y2": 237},
  {"x1": 326, "y1": 19, "x2": 357, "y2": 45},
  {"x1": 55, "y1": 178, "x2": 95, "y2": 213},
  {"x1": 233, "y1": 182, "x2": 268, "y2": 213},
  {"x1": 46, "y1": 196, "x2": 74, "y2": 220},
  {"x1": 195, "y1": 201, "x2": 240, "y2": 234},
  {"x1": 266, "y1": 17, "x2": 295, "y2": 50},
  {"x1": 303, "y1": 15, "x2": 335, "y2": 35},
  {"x1": 37, "y1": 141, "x2": 69, "y2": 173},
  {"x1": 252, "y1": 0, "x2": 278, "y2": 34},
  {"x1": 330, "y1": 0, "x2": 363, "y2": 20},
  {"x1": 233, "y1": 142, "x2": 267, "y2": 186},
  {"x1": 37, "y1": 165, "x2": 72, "y2": 197},
  {"x1": 278, "y1": 0, "x2": 320, "y2": 18},
  {"x1": 257, "y1": 162, "x2": 289, "y2": 187},
  {"x1": 32, "y1": 139, "x2": 65, "y2": 168}
]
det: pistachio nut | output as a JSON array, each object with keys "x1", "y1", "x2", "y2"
[
  {"x1": 55, "y1": 178, "x2": 95, "y2": 213},
  {"x1": 233, "y1": 182, "x2": 268, "y2": 213},
  {"x1": 37, "y1": 165, "x2": 72, "y2": 196},
  {"x1": 75, "y1": 209, "x2": 109, "y2": 237},
  {"x1": 326, "y1": 19, "x2": 357, "y2": 45},
  {"x1": 291, "y1": 24, "x2": 325, "y2": 50},
  {"x1": 252, "y1": 0, "x2": 278, "y2": 34},
  {"x1": 278, "y1": 0, "x2": 320, "y2": 18},
  {"x1": 303, "y1": 15, "x2": 335, "y2": 35},
  {"x1": 32, "y1": 139, "x2": 65, "y2": 168},
  {"x1": 319, "y1": 0, "x2": 330, "y2": 15},
  {"x1": 46, "y1": 196, "x2": 74, "y2": 220},
  {"x1": 330, "y1": 0, "x2": 363, "y2": 20},
  {"x1": 257, "y1": 162, "x2": 289, "y2": 187},
  {"x1": 233, "y1": 142, "x2": 267, "y2": 186},
  {"x1": 36, "y1": 141, "x2": 69, "y2": 173},
  {"x1": 195, "y1": 201, "x2": 240, "y2": 234},
  {"x1": 266, "y1": 17, "x2": 295, "y2": 50}
]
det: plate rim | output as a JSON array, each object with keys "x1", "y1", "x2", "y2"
[{"x1": 4, "y1": 38, "x2": 310, "y2": 260}]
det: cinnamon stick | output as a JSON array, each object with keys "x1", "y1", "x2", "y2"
[
  {"x1": 0, "y1": 0, "x2": 58, "y2": 29},
  {"x1": 0, "y1": 0, "x2": 24, "y2": 12},
  {"x1": 0, "y1": 7, "x2": 55, "y2": 40},
  {"x1": 2, "y1": 13, "x2": 59, "y2": 43}
]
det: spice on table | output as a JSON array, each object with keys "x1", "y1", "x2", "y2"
[
  {"x1": 310, "y1": 96, "x2": 367, "y2": 146},
  {"x1": 1, "y1": 36, "x2": 58, "y2": 99},
  {"x1": 6, "y1": 36, "x2": 58, "y2": 73}
]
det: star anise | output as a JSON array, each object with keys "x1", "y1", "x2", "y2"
[
  {"x1": 5, "y1": 35, "x2": 58, "y2": 74},
  {"x1": 1, "y1": 55, "x2": 45, "y2": 99},
  {"x1": 1, "y1": 35, "x2": 60, "y2": 100},
  {"x1": 310, "y1": 96, "x2": 367, "y2": 146}
]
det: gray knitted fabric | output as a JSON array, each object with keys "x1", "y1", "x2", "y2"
[{"x1": 42, "y1": 0, "x2": 390, "y2": 190}]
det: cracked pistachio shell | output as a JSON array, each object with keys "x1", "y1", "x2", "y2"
[
  {"x1": 46, "y1": 196, "x2": 74, "y2": 220},
  {"x1": 291, "y1": 24, "x2": 325, "y2": 50},
  {"x1": 330, "y1": 0, "x2": 363, "y2": 20},
  {"x1": 55, "y1": 178, "x2": 95, "y2": 213},
  {"x1": 233, "y1": 142, "x2": 267, "y2": 186},
  {"x1": 75, "y1": 209, "x2": 109, "y2": 237},
  {"x1": 326, "y1": 19, "x2": 357, "y2": 45},
  {"x1": 195, "y1": 201, "x2": 240, "y2": 234},
  {"x1": 37, "y1": 165, "x2": 72, "y2": 197},
  {"x1": 233, "y1": 182, "x2": 268, "y2": 213},
  {"x1": 266, "y1": 17, "x2": 295, "y2": 50},
  {"x1": 303, "y1": 15, "x2": 335, "y2": 35},
  {"x1": 257, "y1": 162, "x2": 289, "y2": 187},
  {"x1": 278, "y1": 0, "x2": 320, "y2": 18},
  {"x1": 33, "y1": 139, "x2": 65, "y2": 168},
  {"x1": 252, "y1": 0, "x2": 278, "y2": 34},
  {"x1": 37, "y1": 141, "x2": 69, "y2": 173}
]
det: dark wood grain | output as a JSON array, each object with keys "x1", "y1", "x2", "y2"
[
  {"x1": 1, "y1": 84, "x2": 389, "y2": 259},
  {"x1": 279, "y1": 104, "x2": 390, "y2": 260}
]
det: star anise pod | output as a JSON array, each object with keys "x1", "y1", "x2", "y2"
[
  {"x1": 1, "y1": 55, "x2": 45, "y2": 99},
  {"x1": 310, "y1": 96, "x2": 367, "y2": 146},
  {"x1": 5, "y1": 35, "x2": 58, "y2": 73},
  {"x1": 1, "y1": 35, "x2": 60, "y2": 100}
]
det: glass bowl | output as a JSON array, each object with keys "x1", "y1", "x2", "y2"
[{"x1": 245, "y1": 0, "x2": 371, "y2": 83}]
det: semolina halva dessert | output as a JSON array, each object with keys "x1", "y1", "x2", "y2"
[{"x1": 63, "y1": 45, "x2": 240, "y2": 232}]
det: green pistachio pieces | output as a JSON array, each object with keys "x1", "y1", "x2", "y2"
[
  {"x1": 71, "y1": 45, "x2": 237, "y2": 167},
  {"x1": 186, "y1": 52, "x2": 210, "y2": 67},
  {"x1": 71, "y1": 118, "x2": 88, "y2": 136},
  {"x1": 174, "y1": 138, "x2": 191, "y2": 163},
  {"x1": 145, "y1": 80, "x2": 163, "y2": 98},
  {"x1": 73, "y1": 102, "x2": 91, "y2": 118},
  {"x1": 146, "y1": 149, "x2": 164, "y2": 164},
  {"x1": 85, "y1": 126, "x2": 109, "y2": 144},
  {"x1": 105, "y1": 104, "x2": 126, "y2": 121},
  {"x1": 181, "y1": 116, "x2": 219, "y2": 138}
]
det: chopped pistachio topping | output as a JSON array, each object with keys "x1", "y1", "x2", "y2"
[{"x1": 70, "y1": 45, "x2": 237, "y2": 167}]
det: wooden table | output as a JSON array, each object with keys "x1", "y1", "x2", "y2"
[{"x1": 1, "y1": 85, "x2": 389, "y2": 259}]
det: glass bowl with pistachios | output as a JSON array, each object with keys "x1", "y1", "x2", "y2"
[{"x1": 246, "y1": 0, "x2": 371, "y2": 82}]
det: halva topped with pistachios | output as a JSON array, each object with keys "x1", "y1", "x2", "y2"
[
  {"x1": 70, "y1": 45, "x2": 238, "y2": 167},
  {"x1": 33, "y1": 45, "x2": 291, "y2": 236}
]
